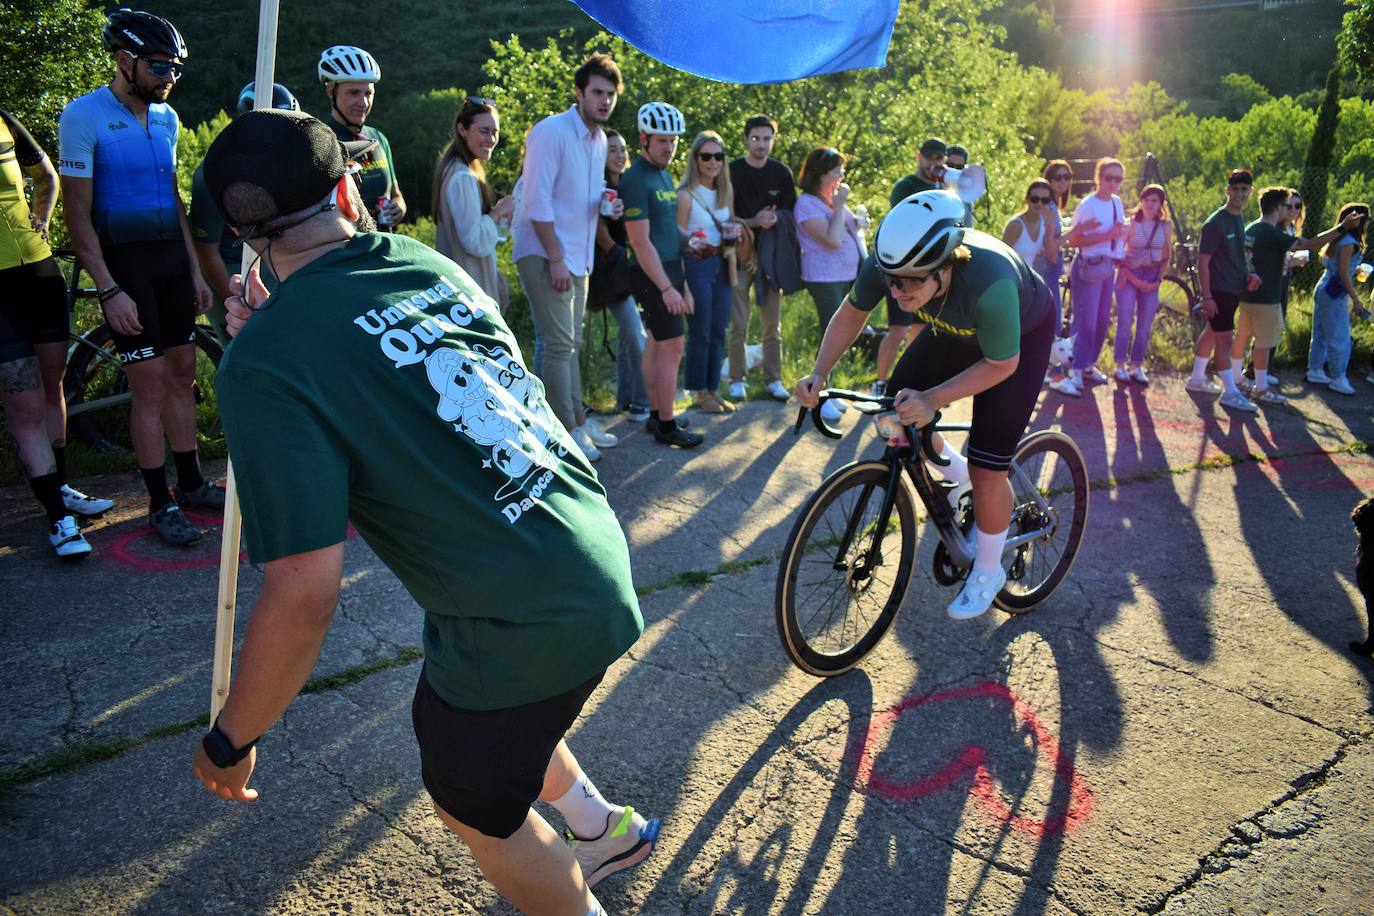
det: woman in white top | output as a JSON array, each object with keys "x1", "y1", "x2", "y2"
[
  {"x1": 676, "y1": 130, "x2": 741, "y2": 414},
  {"x1": 1112, "y1": 184, "x2": 1172, "y2": 384},
  {"x1": 432, "y1": 97, "x2": 515, "y2": 307},
  {"x1": 1002, "y1": 179, "x2": 1057, "y2": 278}
]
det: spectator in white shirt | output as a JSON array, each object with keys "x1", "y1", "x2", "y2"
[
  {"x1": 512, "y1": 53, "x2": 624, "y2": 460},
  {"x1": 433, "y1": 96, "x2": 515, "y2": 307}
]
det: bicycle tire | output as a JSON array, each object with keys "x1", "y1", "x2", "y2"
[
  {"x1": 1151, "y1": 274, "x2": 1203, "y2": 356},
  {"x1": 994, "y1": 430, "x2": 1089, "y2": 613},
  {"x1": 65, "y1": 323, "x2": 224, "y2": 452},
  {"x1": 776, "y1": 460, "x2": 917, "y2": 676}
]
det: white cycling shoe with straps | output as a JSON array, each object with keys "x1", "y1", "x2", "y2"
[{"x1": 948, "y1": 567, "x2": 1007, "y2": 620}]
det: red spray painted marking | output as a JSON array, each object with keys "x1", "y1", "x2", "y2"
[
  {"x1": 106, "y1": 513, "x2": 357, "y2": 572},
  {"x1": 848, "y1": 681, "x2": 1094, "y2": 837}
]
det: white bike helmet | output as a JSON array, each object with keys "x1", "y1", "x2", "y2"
[
  {"x1": 637, "y1": 102, "x2": 685, "y2": 136},
  {"x1": 318, "y1": 45, "x2": 381, "y2": 84},
  {"x1": 874, "y1": 190, "x2": 968, "y2": 276}
]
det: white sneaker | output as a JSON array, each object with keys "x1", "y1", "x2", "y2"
[
  {"x1": 1329, "y1": 376, "x2": 1356, "y2": 395},
  {"x1": 765, "y1": 379, "x2": 790, "y2": 402},
  {"x1": 570, "y1": 426, "x2": 603, "y2": 462},
  {"x1": 1113, "y1": 366, "x2": 1130, "y2": 382},
  {"x1": 1219, "y1": 389, "x2": 1258, "y2": 412},
  {"x1": 1050, "y1": 376, "x2": 1081, "y2": 397},
  {"x1": 1267, "y1": 372, "x2": 1280, "y2": 387},
  {"x1": 727, "y1": 380, "x2": 747, "y2": 400},
  {"x1": 1130, "y1": 367, "x2": 1150, "y2": 385},
  {"x1": 948, "y1": 568, "x2": 1006, "y2": 619},
  {"x1": 581, "y1": 418, "x2": 619, "y2": 448},
  {"x1": 819, "y1": 400, "x2": 844, "y2": 424},
  {"x1": 1185, "y1": 376, "x2": 1222, "y2": 395},
  {"x1": 1306, "y1": 369, "x2": 1332, "y2": 385},
  {"x1": 49, "y1": 515, "x2": 92, "y2": 559},
  {"x1": 626, "y1": 405, "x2": 651, "y2": 423},
  {"x1": 1084, "y1": 366, "x2": 1109, "y2": 384},
  {"x1": 1366, "y1": 373, "x2": 1374, "y2": 385},
  {"x1": 61, "y1": 484, "x2": 114, "y2": 516}
]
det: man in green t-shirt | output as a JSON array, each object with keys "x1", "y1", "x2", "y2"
[
  {"x1": 317, "y1": 45, "x2": 405, "y2": 228},
  {"x1": 192, "y1": 110, "x2": 656, "y2": 915},
  {"x1": 1232, "y1": 185, "x2": 1363, "y2": 405}
]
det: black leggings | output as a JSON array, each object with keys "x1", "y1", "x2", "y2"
[{"x1": 888, "y1": 312, "x2": 1055, "y2": 472}]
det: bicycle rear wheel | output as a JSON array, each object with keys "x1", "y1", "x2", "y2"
[
  {"x1": 776, "y1": 461, "x2": 917, "y2": 676},
  {"x1": 995, "y1": 430, "x2": 1089, "y2": 613},
  {"x1": 1151, "y1": 274, "x2": 1203, "y2": 358}
]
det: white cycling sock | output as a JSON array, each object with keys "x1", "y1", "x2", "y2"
[
  {"x1": 551, "y1": 773, "x2": 616, "y2": 839},
  {"x1": 587, "y1": 896, "x2": 607, "y2": 916},
  {"x1": 940, "y1": 442, "x2": 970, "y2": 484},
  {"x1": 1230, "y1": 356, "x2": 1245, "y2": 378},
  {"x1": 1191, "y1": 355, "x2": 1210, "y2": 380},
  {"x1": 974, "y1": 526, "x2": 1009, "y2": 574},
  {"x1": 1218, "y1": 368, "x2": 1238, "y2": 394}
]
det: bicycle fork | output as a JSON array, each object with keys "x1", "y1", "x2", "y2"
[{"x1": 834, "y1": 461, "x2": 905, "y2": 590}]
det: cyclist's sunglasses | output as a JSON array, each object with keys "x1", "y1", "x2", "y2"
[
  {"x1": 884, "y1": 272, "x2": 931, "y2": 292},
  {"x1": 132, "y1": 56, "x2": 184, "y2": 78},
  {"x1": 696, "y1": 151, "x2": 725, "y2": 162}
]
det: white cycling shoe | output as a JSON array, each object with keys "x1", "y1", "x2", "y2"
[{"x1": 948, "y1": 567, "x2": 1006, "y2": 620}]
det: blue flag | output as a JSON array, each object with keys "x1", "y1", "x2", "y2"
[{"x1": 570, "y1": 0, "x2": 901, "y2": 83}]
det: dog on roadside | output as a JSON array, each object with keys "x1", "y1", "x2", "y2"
[{"x1": 1351, "y1": 497, "x2": 1374, "y2": 655}]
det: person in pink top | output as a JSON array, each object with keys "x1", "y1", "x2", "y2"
[{"x1": 795, "y1": 147, "x2": 864, "y2": 332}]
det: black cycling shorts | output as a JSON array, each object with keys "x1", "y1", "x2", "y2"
[
  {"x1": 889, "y1": 305, "x2": 1056, "y2": 472},
  {"x1": 629, "y1": 260, "x2": 686, "y2": 342},
  {"x1": 1206, "y1": 289, "x2": 1240, "y2": 334},
  {"x1": 884, "y1": 290, "x2": 918, "y2": 327},
  {"x1": 0, "y1": 260, "x2": 68, "y2": 364},
  {"x1": 103, "y1": 240, "x2": 196, "y2": 363},
  {"x1": 411, "y1": 664, "x2": 604, "y2": 839}
]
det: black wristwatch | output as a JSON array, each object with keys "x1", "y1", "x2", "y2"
[{"x1": 201, "y1": 718, "x2": 258, "y2": 768}]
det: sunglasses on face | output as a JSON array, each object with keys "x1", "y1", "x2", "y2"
[
  {"x1": 1289, "y1": 201, "x2": 1303, "y2": 209},
  {"x1": 133, "y1": 56, "x2": 184, "y2": 78},
  {"x1": 1101, "y1": 174, "x2": 1124, "y2": 184},
  {"x1": 884, "y1": 273, "x2": 931, "y2": 292},
  {"x1": 1050, "y1": 173, "x2": 1070, "y2": 181},
  {"x1": 1028, "y1": 195, "x2": 1051, "y2": 204},
  {"x1": 696, "y1": 151, "x2": 725, "y2": 162}
]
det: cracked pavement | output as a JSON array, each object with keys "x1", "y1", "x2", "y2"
[{"x1": 1, "y1": 373, "x2": 1372, "y2": 914}]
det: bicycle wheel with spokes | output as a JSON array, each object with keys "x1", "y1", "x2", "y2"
[
  {"x1": 1151, "y1": 274, "x2": 1203, "y2": 358},
  {"x1": 995, "y1": 430, "x2": 1089, "y2": 613},
  {"x1": 776, "y1": 460, "x2": 918, "y2": 676}
]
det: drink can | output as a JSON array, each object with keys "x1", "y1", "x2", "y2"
[
  {"x1": 599, "y1": 189, "x2": 618, "y2": 217},
  {"x1": 1246, "y1": 273, "x2": 1261, "y2": 292},
  {"x1": 1289, "y1": 249, "x2": 1310, "y2": 266},
  {"x1": 376, "y1": 197, "x2": 391, "y2": 226},
  {"x1": 1357, "y1": 261, "x2": 1373, "y2": 282}
]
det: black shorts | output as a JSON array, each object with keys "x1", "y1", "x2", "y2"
[
  {"x1": 103, "y1": 240, "x2": 197, "y2": 363},
  {"x1": 0, "y1": 261, "x2": 68, "y2": 364},
  {"x1": 889, "y1": 307, "x2": 1055, "y2": 472},
  {"x1": 411, "y1": 664, "x2": 604, "y2": 839},
  {"x1": 630, "y1": 260, "x2": 686, "y2": 342},
  {"x1": 884, "y1": 291, "x2": 918, "y2": 327},
  {"x1": 1207, "y1": 290, "x2": 1241, "y2": 333}
]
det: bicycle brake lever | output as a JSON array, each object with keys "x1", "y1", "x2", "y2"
[
  {"x1": 793, "y1": 407, "x2": 807, "y2": 436},
  {"x1": 920, "y1": 410, "x2": 948, "y2": 465}
]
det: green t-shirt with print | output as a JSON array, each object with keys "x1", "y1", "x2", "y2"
[
  {"x1": 215, "y1": 232, "x2": 642, "y2": 710},
  {"x1": 619, "y1": 156, "x2": 681, "y2": 265},
  {"x1": 1244, "y1": 219, "x2": 1295, "y2": 305},
  {"x1": 329, "y1": 120, "x2": 397, "y2": 220},
  {"x1": 848, "y1": 230, "x2": 1054, "y2": 360}
]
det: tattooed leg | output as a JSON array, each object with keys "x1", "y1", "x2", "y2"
[{"x1": 0, "y1": 357, "x2": 57, "y2": 479}]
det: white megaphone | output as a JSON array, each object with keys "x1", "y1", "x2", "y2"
[{"x1": 943, "y1": 164, "x2": 987, "y2": 205}]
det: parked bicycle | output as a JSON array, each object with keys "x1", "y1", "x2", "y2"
[
  {"x1": 53, "y1": 248, "x2": 223, "y2": 452},
  {"x1": 1056, "y1": 244, "x2": 1204, "y2": 359},
  {"x1": 775, "y1": 389, "x2": 1089, "y2": 677}
]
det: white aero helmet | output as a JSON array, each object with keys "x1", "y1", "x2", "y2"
[
  {"x1": 318, "y1": 45, "x2": 381, "y2": 84},
  {"x1": 874, "y1": 190, "x2": 968, "y2": 276},
  {"x1": 637, "y1": 102, "x2": 685, "y2": 136}
]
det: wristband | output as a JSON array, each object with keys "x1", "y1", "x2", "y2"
[
  {"x1": 97, "y1": 285, "x2": 122, "y2": 302},
  {"x1": 658, "y1": 285, "x2": 671, "y2": 294},
  {"x1": 201, "y1": 717, "x2": 258, "y2": 769}
]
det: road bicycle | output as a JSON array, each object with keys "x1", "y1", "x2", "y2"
[
  {"x1": 775, "y1": 390, "x2": 1090, "y2": 677},
  {"x1": 53, "y1": 248, "x2": 223, "y2": 452}
]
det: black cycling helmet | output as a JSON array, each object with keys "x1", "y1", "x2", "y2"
[
  {"x1": 102, "y1": 8, "x2": 188, "y2": 59},
  {"x1": 237, "y1": 82, "x2": 301, "y2": 114}
]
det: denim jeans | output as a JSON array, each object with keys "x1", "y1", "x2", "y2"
[
  {"x1": 683, "y1": 255, "x2": 732, "y2": 391},
  {"x1": 1114, "y1": 279, "x2": 1160, "y2": 366},
  {"x1": 1070, "y1": 260, "x2": 1114, "y2": 371},
  {"x1": 607, "y1": 296, "x2": 648, "y2": 411},
  {"x1": 1308, "y1": 285, "x2": 1352, "y2": 380}
]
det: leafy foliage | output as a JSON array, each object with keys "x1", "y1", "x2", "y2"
[
  {"x1": 0, "y1": 0, "x2": 109, "y2": 155},
  {"x1": 1300, "y1": 65, "x2": 1343, "y2": 233},
  {"x1": 1338, "y1": 0, "x2": 1374, "y2": 85}
]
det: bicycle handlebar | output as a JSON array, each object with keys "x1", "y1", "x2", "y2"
[{"x1": 793, "y1": 388, "x2": 948, "y2": 466}]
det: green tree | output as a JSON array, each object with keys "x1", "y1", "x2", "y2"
[
  {"x1": 1215, "y1": 73, "x2": 1272, "y2": 120},
  {"x1": 0, "y1": 0, "x2": 109, "y2": 155},
  {"x1": 1300, "y1": 64, "x2": 1343, "y2": 233},
  {"x1": 1337, "y1": 0, "x2": 1374, "y2": 86}
]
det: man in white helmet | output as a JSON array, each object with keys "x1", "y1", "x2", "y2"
[
  {"x1": 318, "y1": 45, "x2": 405, "y2": 228},
  {"x1": 797, "y1": 190, "x2": 1058, "y2": 620}
]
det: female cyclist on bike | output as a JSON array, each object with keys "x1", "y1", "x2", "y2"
[{"x1": 796, "y1": 190, "x2": 1059, "y2": 620}]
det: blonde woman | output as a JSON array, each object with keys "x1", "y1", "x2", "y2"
[
  {"x1": 677, "y1": 130, "x2": 740, "y2": 413},
  {"x1": 432, "y1": 97, "x2": 514, "y2": 306}
]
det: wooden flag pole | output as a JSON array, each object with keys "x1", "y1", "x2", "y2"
[{"x1": 210, "y1": 0, "x2": 280, "y2": 723}]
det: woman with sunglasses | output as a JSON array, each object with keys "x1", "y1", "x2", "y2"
[
  {"x1": 1053, "y1": 158, "x2": 1129, "y2": 397},
  {"x1": 433, "y1": 97, "x2": 515, "y2": 307},
  {"x1": 1041, "y1": 160, "x2": 1075, "y2": 316},
  {"x1": 1002, "y1": 180, "x2": 1056, "y2": 279},
  {"x1": 796, "y1": 190, "x2": 1058, "y2": 620},
  {"x1": 677, "y1": 130, "x2": 740, "y2": 414},
  {"x1": 1307, "y1": 201, "x2": 1370, "y2": 395},
  {"x1": 1112, "y1": 184, "x2": 1172, "y2": 384}
]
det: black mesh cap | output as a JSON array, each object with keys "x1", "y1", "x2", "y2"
[{"x1": 203, "y1": 109, "x2": 377, "y2": 227}]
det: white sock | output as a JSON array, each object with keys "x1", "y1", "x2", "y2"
[
  {"x1": 587, "y1": 897, "x2": 607, "y2": 916},
  {"x1": 940, "y1": 442, "x2": 970, "y2": 485},
  {"x1": 1252, "y1": 368, "x2": 1268, "y2": 392},
  {"x1": 1218, "y1": 368, "x2": 1238, "y2": 394},
  {"x1": 1230, "y1": 357, "x2": 1244, "y2": 378},
  {"x1": 1071, "y1": 368, "x2": 1083, "y2": 383},
  {"x1": 551, "y1": 774, "x2": 616, "y2": 839},
  {"x1": 973, "y1": 526, "x2": 1008, "y2": 575},
  {"x1": 1191, "y1": 355, "x2": 1210, "y2": 380}
]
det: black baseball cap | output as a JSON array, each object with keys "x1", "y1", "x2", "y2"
[
  {"x1": 203, "y1": 109, "x2": 377, "y2": 227},
  {"x1": 920, "y1": 137, "x2": 947, "y2": 156}
]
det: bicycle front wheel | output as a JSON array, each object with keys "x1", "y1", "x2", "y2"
[
  {"x1": 775, "y1": 461, "x2": 917, "y2": 676},
  {"x1": 1151, "y1": 274, "x2": 1203, "y2": 358},
  {"x1": 995, "y1": 430, "x2": 1089, "y2": 613}
]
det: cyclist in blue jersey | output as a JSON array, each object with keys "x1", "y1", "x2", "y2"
[{"x1": 59, "y1": 9, "x2": 225, "y2": 546}]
